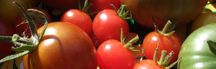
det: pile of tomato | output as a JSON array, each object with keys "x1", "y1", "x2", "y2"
[{"x1": 1, "y1": 0, "x2": 216, "y2": 69}]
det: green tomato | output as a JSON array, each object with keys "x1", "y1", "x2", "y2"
[{"x1": 178, "y1": 23, "x2": 216, "y2": 69}]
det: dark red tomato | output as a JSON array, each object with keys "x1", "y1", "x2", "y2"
[
  {"x1": 0, "y1": 0, "x2": 39, "y2": 24},
  {"x1": 42, "y1": 0, "x2": 84, "y2": 10},
  {"x1": 142, "y1": 31, "x2": 181, "y2": 63},
  {"x1": 23, "y1": 22, "x2": 97, "y2": 69},
  {"x1": 97, "y1": 39, "x2": 135, "y2": 69},
  {"x1": 0, "y1": 21, "x2": 14, "y2": 59},
  {"x1": 89, "y1": 0, "x2": 121, "y2": 14},
  {"x1": 93, "y1": 9, "x2": 129, "y2": 43},
  {"x1": 122, "y1": 0, "x2": 207, "y2": 28},
  {"x1": 61, "y1": 9, "x2": 92, "y2": 36},
  {"x1": 133, "y1": 60, "x2": 163, "y2": 69}
]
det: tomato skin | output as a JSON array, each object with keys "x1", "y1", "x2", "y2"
[
  {"x1": 142, "y1": 31, "x2": 181, "y2": 63},
  {"x1": 24, "y1": 22, "x2": 97, "y2": 69},
  {"x1": 93, "y1": 9, "x2": 129, "y2": 43},
  {"x1": 97, "y1": 40, "x2": 135, "y2": 69},
  {"x1": 61, "y1": 9, "x2": 93, "y2": 36},
  {"x1": 178, "y1": 23, "x2": 216, "y2": 69},
  {"x1": 133, "y1": 60, "x2": 163, "y2": 69},
  {"x1": 89, "y1": 0, "x2": 121, "y2": 14},
  {"x1": 191, "y1": 12, "x2": 216, "y2": 32},
  {"x1": 122, "y1": 0, "x2": 207, "y2": 28}
]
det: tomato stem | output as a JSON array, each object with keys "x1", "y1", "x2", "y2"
[
  {"x1": 82, "y1": 0, "x2": 91, "y2": 12},
  {"x1": 162, "y1": 51, "x2": 173, "y2": 66},
  {"x1": 0, "y1": 36, "x2": 12, "y2": 42},
  {"x1": 158, "y1": 20, "x2": 175, "y2": 36},
  {"x1": 153, "y1": 44, "x2": 159, "y2": 62},
  {"x1": 124, "y1": 35, "x2": 139, "y2": 48},
  {"x1": 117, "y1": 5, "x2": 130, "y2": 19},
  {"x1": 158, "y1": 50, "x2": 167, "y2": 65},
  {"x1": 206, "y1": 1, "x2": 216, "y2": 12}
]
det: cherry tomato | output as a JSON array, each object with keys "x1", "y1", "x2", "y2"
[
  {"x1": 24, "y1": 22, "x2": 97, "y2": 69},
  {"x1": 97, "y1": 39, "x2": 135, "y2": 69},
  {"x1": 61, "y1": 9, "x2": 92, "y2": 36},
  {"x1": 93, "y1": 9, "x2": 129, "y2": 43},
  {"x1": 142, "y1": 31, "x2": 181, "y2": 63},
  {"x1": 89, "y1": 0, "x2": 121, "y2": 14},
  {"x1": 133, "y1": 60, "x2": 163, "y2": 69},
  {"x1": 122, "y1": 0, "x2": 207, "y2": 28}
]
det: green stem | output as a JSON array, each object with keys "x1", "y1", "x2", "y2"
[
  {"x1": 0, "y1": 36, "x2": 12, "y2": 42},
  {"x1": 158, "y1": 50, "x2": 167, "y2": 65},
  {"x1": 162, "y1": 51, "x2": 174, "y2": 66},
  {"x1": 13, "y1": 1, "x2": 39, "y2": 40},
  {"x1": 124, "y1": 35, "x2": 139, "y2": 48},
  {"x1": 82, "y1": 0, "x2": 90, "y2": 12},
  {"x1": 117, "y1": 5, "x2": 130, "y2": 19},
  {"x1": 153, "y1": 43, "x2": 159, "y2": 62},
  {"x1": 158, "y1": 20, "x2": 175, "y2": 36}
]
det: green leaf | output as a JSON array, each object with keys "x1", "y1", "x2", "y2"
[
  {"x1": 207, "y1": 40, "x2": 216, "y2": 55},
  {"x1": 0, "y1": 51, "x2": 29, "y2": 63}
]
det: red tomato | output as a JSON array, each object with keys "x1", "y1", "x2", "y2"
[
  {"x1": 89, "y1": 0, "x2": 121, "y2": 14},
  {"x1": 24, "y1": 22, "x2": 97, "y2": 69},
  {"x1": 61, "y1": 9, "x2": 92, "y2": 36},
  {"x1": 93, "y1": 9, "x2": 129, "y2": 43},
  {"x1": 142, "y1": 31, "x2": 181, "y2": 63},
  {"x1": 0, "y1": 21, "x2": 14, "y2": 59},
  {"x1": 133, "y1": 60, "x2": 163, "y2": 69},
  {"x1": 97, "y1": 39, "x2": 135, "y2": 69}
]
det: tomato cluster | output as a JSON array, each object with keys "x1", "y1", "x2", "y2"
[{"x1": 1, "y1": 0, "x2": 216, "y2": 69}]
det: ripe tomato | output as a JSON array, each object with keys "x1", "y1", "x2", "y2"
[
  {"x1": 142, "y1": 31, "x2": 181, "y2": 63},
  {"x1": 61, "y1": 9, "x2": 93, "y2": 36},
  {"x1": 133, "y1": 60, "x2": 163, "y2": 69},
  {"x1": 23, "y1": 22, "x2": 97, "y2": 69},
  {"x1": 122, "y1": 0, "x2": 207, "y2": 28},
  {"x1": 0, "y1": 0, "x2": 39, "y2": 24},
  {"x1": 93, "y1": 9, "x2": 129, "y2": 43},
  {"x1": 89, "y1": 0, "x2": 121, "y2": 14},
  {"x1": 97, "y1": 39, "x2": 135, "y2": 69}
]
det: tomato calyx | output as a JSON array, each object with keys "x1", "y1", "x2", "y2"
[
  {"x1": 0, "y1": 1, "x2": 48, "y2": 63},
  {"x1": 205, "y1": 1, "x2": 216, "y2": 13},
  {"x1": 117, "y1": 5, "x2": 131, "y2": 20},
  {"x1": 151, "y1": 46, "x2": 179, "y2": 69},
  {"x1": 157, "y1": 20, "x2": 176, "y2": 36}
]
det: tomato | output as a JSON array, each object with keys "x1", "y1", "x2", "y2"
[
  {"x1": 97, "y1": 39, "x2": 135, "y2": 69},
  {"x1": 122, "y1": 0, "x2": 208, "y2": 28},
  {"x1": 178, "y1": 23, "x2": 216, "y2": 69},
  {"x1": 142, "y1": 31, "x2": 181, "y2": 63},
  {"x1": 0, "y1": 0, "x2": 39, "y2": 24},
  {"x1": 89, "y1": 0, "x2": 121, "y2": 14},
  {"x1": 23, "y1": 22, "x2": 97, "y2": 69},
  {"x1": 133, "y1": 60, "x2": 163, "y2": 69},
  {"x1": 42, "y1": 0, "x2": 84, "y2": 10},
  {"x1": 61, "y1": 9, "x2": 92, "y2": 36},
  {"x1": 0, "y1": 21, "x2": 14, "y2": 59},
  {"x1": 191, "y1": 12, "x2": 216, "y2": 32},
  {"x1": 93, "y1": 9, "x2": 129, "y2": 43}
]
